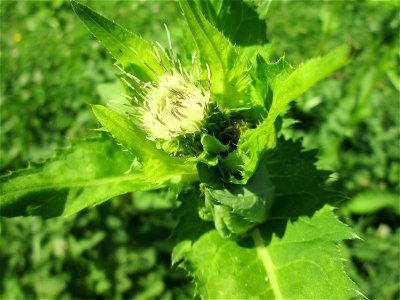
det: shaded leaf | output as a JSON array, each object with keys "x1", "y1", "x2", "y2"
[
  {"x1": 243, "y1": 0, "x2": 273, "y2": 20},
  {"x1": 198, "y1": 0, "x2": 268, "y2": 46},
  {"x1": 262, "y1": 139, "x2": 343, "y2": 222},
  {"x1": 196, "y1": 163, "x2": 224, "y2": 188},
  {"x1": 204, "y1": 161, "x2": 275, "y2": 238}
]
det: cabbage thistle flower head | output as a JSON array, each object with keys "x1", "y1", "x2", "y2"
[{"x1": 118, "y1": 26, "x2": 211, "y2": 144}]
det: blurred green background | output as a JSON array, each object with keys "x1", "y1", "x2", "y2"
[{"x1": 0, "y1": 0, "x2": 399, "y2": 299}]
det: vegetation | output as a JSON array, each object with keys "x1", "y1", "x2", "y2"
[{"x1": 1, "y1": 1, "x2": 398, "y2": 299}]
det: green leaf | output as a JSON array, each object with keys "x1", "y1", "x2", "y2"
[
  {"x1": 175, "y1": 139, "x2": 354, "y2": 298},
  {"x1": 188, "y1": 134, "x2": 229, "y2": 168},
  {"x1": 71, "y1": 1, "x2": 166, "y2": 82},
  {"x1": 182, "y1": 208, "x2": 357, "y2": 299},
  {"x1": 91, "y1": 105, "x2": 156, "y2": 160},
  {"x1": 268, "y1": 44, "x2": 352, "y2": 122},
  {"x1": 209, "y1": 139, "x2": 341, "y2": 237},
  {"x1": 243, "y1": 0, "x2": 273, "y2": 20},
  {"x1": 91, "y1": 105, "x2": 198, "y2": 182},
  {"x1": 262, "y1": 56, "x2": 295, "y2": 94},
  {"x1": 198, "y1": 0, "x2": 268, "y2": 46},
  {"x1": 180, "y1": 0, "x2": 256, "y2": 110},
  {"x1": 196, "y1": 163, "x2": 224, "y2": 188},
  {"x1": 221, "y1": 123, "x2": 276, "y2": 183},
  {"x1": 262, "y1": 139, "x2": 343, "y2": 218},
  {"x1": 0, "y1": 135, "x2": 162, "y2": 218},
  {"x1": 201, "y1": 133, "x2": 229, "y2": 154},
  {"x1": 197, "y1": 0, "x2": 271, "y2": 64},
  {"x1": 222, "y1": 45, "x2": 352, "y2": 182},
  {"x1": 204, "y1": 161, "x2": 275, "y2": 238}
]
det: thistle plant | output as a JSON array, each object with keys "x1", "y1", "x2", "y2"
[{"x1": 0, "y1": 1, "x2": 360, "y2": 298}]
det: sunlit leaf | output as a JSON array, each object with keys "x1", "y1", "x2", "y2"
[
  {"x1": 92, "y1": 105, "x2": 198, "y2": 182},
  {"x1": 182, "y1": 208, "x2": 357, "y2": 299},
  {"x1": 180, "y1": 0, "x2": 257, "y2": 110},
  {"x1": 223, "y1": 45, "x2": 352, "y2": 182},
  {"x1": 71, "y1": 0, "x2": 168, "y2": 82},
  {"x1": 0, "y1": 135, "x2": 162, "y2": 218}
]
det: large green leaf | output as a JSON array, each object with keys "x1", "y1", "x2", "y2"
[
  {"x1": 71, "y1": 1, "x2": 167, "y2": 82},
  {"x1": 91, "y1": 105, "x2": 198, "y2": 182},
  {"x1": 180, "y1": 0, "x2": 257, "y2": 110},
  {"x1": 222, "y1": 45, "x2": 352, "y2": 182},
  {"x1": 0, "y1": 135, "x2": 162, "y2": 218},
  {"x1": 183, "y1": 208, "x2": 357, "y2": 299},
  {"x1": 174, "y1": 139, "x2": 355, "y2": 298}
]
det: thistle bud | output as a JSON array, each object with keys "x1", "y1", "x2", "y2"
[
  {"x1": 118, "y1": 26, "x2": 212, "y2": 156},
  {"x1": 139, "y1": 69, "x2": 210, "y2": 141}
]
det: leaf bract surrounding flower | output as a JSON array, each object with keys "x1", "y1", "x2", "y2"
[{"x1": 180, "y1": 0, "x2": 260, "y2": 111}]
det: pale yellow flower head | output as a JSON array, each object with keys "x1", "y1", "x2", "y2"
[
  {"x1": 139, "y1": 69, "x2": 210, "y2": 140},
  {"x1": 116, "y1": 26, "x2": 212, "y2": 156}
]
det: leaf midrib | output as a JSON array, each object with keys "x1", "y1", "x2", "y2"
[
  {"x1": 76, "y1": 2, "x2": 134, "y2": 59},
  {"x1": 2, "y1": 173, "x2": 159, "y2": 197},
  {"x1": 252, "y1": 228, "x2": 283, "y2": 299},
  {"x1": 182, "y1": 1, "x2": 227, "y2": 91}
]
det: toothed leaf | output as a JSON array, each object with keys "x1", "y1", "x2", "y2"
[
  {"x1": 181, "y1": 208, "x2": 357, "y2": 299},
  {"x1": 198, "y1": 0, "x2": 268, "y2": 46},
  {"x1": 180, "y1": 0, "x2": 257, "y2": 110},
  {"x1": 268, "y1": 44, "x2": 352, "y2": 121},
  {"x1": 174, "y1": 139, "x2": 357, "y2": 299},
  {"x1": 223, "y1": 45, "x2": 352, "y2": 182},
  {"x1": 91, "y1": 105, "x2": 198, "y2": 182},
  {"x1": 0, "y1": 135, "x2": 162, "y2": 218},
  {"x1": 71, "y1": 0, "x2": 167, "y2": 82}
]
